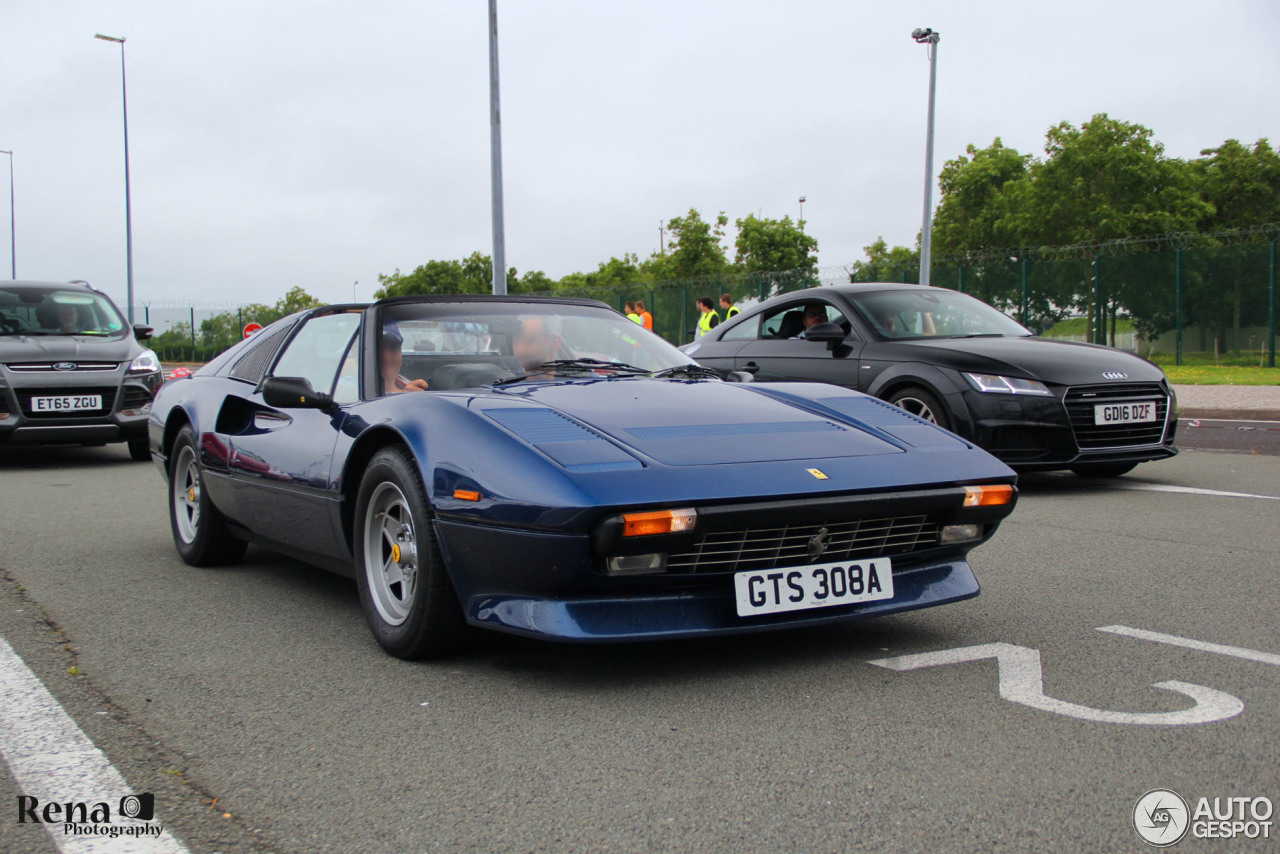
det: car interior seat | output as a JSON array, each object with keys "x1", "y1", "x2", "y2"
[{"x1": 775, "y1": 310, "x2": 806, "y2": 339}]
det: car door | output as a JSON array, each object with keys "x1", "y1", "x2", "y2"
[
  {"x1": 732, "y1": 299, "x2": 865, "y2": 389},
  {"x1": 217, "y1": 311, "x2": 361, "y2": 558}
]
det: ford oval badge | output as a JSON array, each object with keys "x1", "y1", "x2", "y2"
[{"x1": 53, "y1": 362, "x2": 77, "y2": 371}]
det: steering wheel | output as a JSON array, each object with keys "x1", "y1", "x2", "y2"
[{"x1": 0, "y1": 316, "x2": 21, "y2": 333}]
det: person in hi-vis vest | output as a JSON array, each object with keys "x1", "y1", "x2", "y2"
[
  {"x1": 636, "y1": 300, "x2": 654, "y2": 330},
  {"x1": 720, "y1": 293, "x2": 740, "y2": 319},
  {"x1": 694, "y1": 296, "x2": 720, "y2": 341}
]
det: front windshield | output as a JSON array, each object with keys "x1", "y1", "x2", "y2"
[
  {"x1": 377, "y1": 300, "x2": 697, "y2": 395},
  {"x1": 850, "y1": 289, "x2": 1031, "y2": 340},
  {"x1": 0, "y1": 286, "x2": 128, "y2": 337}
]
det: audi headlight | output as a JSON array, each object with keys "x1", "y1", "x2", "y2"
[
  {"x1": 963, "y1": 373, "x2": 1052, "y2": 396},
  {"x1": 127, "y1": 349, "x2": 161, "y2": 375}
]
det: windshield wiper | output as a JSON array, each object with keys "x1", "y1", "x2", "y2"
[
  {"x1": 649, "y1": 363, "x2": 721, "y2": 380},
  {"x1": 0, "y1": 330, "x2": 49, "y2": 336},
  {"x1": 492, "y1": 358, "x2": 649, "y2": 386},
  {"x1": 948, "y1": 333, "x2": 1007, "y2": 339}
]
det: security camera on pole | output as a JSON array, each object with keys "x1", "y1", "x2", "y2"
[{"x1": 912, "y1": 27, "x2": 940, "y2": 287}]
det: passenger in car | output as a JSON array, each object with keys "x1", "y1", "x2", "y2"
[{"x1": 380, "y1": 326, "x2": 429, "y2": 394}]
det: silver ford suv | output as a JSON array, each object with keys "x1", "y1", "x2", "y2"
[{"x1": 0, "y1": 280, "x2": 163, "y2": 460}]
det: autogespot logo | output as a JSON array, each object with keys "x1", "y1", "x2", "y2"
[{"x1": 1134, "y1": 789, "x2": 1190, "y2": 847}]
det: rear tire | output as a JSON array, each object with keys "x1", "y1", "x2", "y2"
[
  {"x1": 886, "y1": 386, "x2": 952, "y2": 431},
  {"x1": 354, "y1": 445, "x2": 465, "y2": 659},
  {"x1": 127, "y1": 436, "x2": 151, "y2": 462},
  {"x1": 168, "y1": 426, "x2": 247, "y2": 566},
  {"x1": 1070, "y1": 461, "x2": 1138, "y2": 478}
]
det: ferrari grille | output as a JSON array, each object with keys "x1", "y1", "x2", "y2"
[
  {"x1": 1064, "y1": 383, "x2": 1169, "y2": 449},
  {"x1": 667, "y1": 515, "x2": 939, "y2": 575}
]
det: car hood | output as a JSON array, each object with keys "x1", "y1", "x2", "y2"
[
  {"x1": 886, "y1": 336, "x2": 1167, "y2": 386},
  {"x1": 480, "y1": 377, "x2": 963, "y2": 468},
  {"x1": 0, "y1": 334, "x2": 137, "y2": 364}
]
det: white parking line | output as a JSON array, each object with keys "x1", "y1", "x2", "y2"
[
  {"x1": 1108, "y1": 483, "x2": 1279, "y2": 500},
  {"x1": 0, "y1": 637, "x2": 191, "y2": 854},
  {"x1": 1098, "y1": 625, "x2": 1280, "y2": 666}
]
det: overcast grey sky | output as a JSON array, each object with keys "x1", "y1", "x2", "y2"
[{"x1": 3, "y1": 1, "x2": 1277, "y2": 311}]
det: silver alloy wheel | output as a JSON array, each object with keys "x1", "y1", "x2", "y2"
[
  {"x1": 893, "y1": 396, "x2": 940, "y2": 424},
  {"x1": 173, "y1": 446, "x2": 202, "y2": 544},
  {"x1": 363, "y1": 481, "x2": 419, "y2": 626}
]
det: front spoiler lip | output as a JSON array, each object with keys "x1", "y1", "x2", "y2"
[{"x1": 463, "y1": 560, "x2": 979, "y2": 642}]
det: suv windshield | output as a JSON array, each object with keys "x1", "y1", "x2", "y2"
[
  {"x1": 849, "y1": 289, "x2": 1031, "y2": 340},
  {"x1": 0, "y1": 286, "x2": 129, "y2": 337},
  {"x1": 378, "y1": 300, "x2": 695, "y2": 395}
]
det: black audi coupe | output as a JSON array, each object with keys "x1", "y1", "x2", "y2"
[{"x1": 682, "y1": 283, "x2": 1177, "y2": 477}]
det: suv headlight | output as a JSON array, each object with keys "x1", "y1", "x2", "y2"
[
  {"x1": 963, "y1": 373, "x2": 1052, "y2": 396},
  {"x1": 127, "y1": 349, "x2": 161, "y2": 375}
]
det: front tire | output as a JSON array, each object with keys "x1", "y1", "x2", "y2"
[
  {"x1": 1070, "y1": 461, "x2": 1138, "y2": 478},
  {"x1": 354, "y1": 446, "x2": 464, "y2": 659},
  {"x1": 168, "y1": 426, "x2": 247, "y2": 566},
  {"x1": 127, "y1": 436, "x2": 151, "y2": 462},
  {"x1": 886, "y1": 386, "x2": 952, "y2": 431}
]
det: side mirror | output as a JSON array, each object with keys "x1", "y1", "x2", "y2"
[
  {"x1": 803, "y1": 321, "x2": 845, "y2": 344},
  {"x1": 133, "y1": 323, "x2": 154, "y2": 341},
  {"x1": 725, "y1": 370, "x2": 755, "y2": 383},
  {"x1": 261, "y1": 376, "x2": 334, "y2": 411}
]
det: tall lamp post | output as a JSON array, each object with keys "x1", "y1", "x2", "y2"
[
  {"x1": 487, "y1": 1, "x2": 507, "y2": 295},
  {"x1": 95, "y1": 33, "x2": 135, "y2": 322},
  {"x1": 912, "y1": 27, "x2": 940, "y2": 286},
  {"x1": 0, "y1": 149, "x2": 13, "y2": 278},
  {"x1": 798, "y1": 196, "x2": 806, "y2": 231}
]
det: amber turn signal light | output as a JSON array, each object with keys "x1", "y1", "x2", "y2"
[
  {"x1": 453, "y1": 489, "x2": 482, "y2": 502},
  {"x1": 962, "y1": 484, "x2": 1015, "y2": 507},
  {"x1": 621, "y1": 508, "x2": 697, "y2": 537}
]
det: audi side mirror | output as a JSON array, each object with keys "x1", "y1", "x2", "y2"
[
  {"x1": 261, "y1": 376, "x2": 334, "y2": 411},
  {"x1": 803, "y1": 321, "x2": 845, "y2": 344}
]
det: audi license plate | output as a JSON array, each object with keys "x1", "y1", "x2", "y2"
[
  {"x1": 1093, "y1": 401, "x2": 1157, "y2": 426},
  {"x1": 31, "y1": 394, "x2": 103, "y2": 413},
  {"x1": 734, "y1": 558, "x2": 893, "y2": 617}
]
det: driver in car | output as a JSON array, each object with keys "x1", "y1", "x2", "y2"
[
  {"x1": 513, "y1": 315, "x2": 563, "y2": 378},
  {"x1": 791, "y1": 303, "x2": 828, "y2": 339},
  {"x1": 380, "y1": 326, "x2": 429, "y2": 394}
]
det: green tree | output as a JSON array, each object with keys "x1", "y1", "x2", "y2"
[
  {"x1": 932, "y1": 138, "x2": 1031, "y2": 254},
  {"x1": 849, "y1": 237, "x2": 919, "y2": 283},
  {"x1": 733, "y1": 214, "x2": 818, "y2": 273},
  {"x1": 1007, "y1": 114, "x2": 1209, "y2": 245},
  {"x1": 657, "y1": 209, "x2": 730, "y2": 279}
]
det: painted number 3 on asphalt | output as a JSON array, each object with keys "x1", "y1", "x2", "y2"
[{"x1": 866, "y1": 625, "x2": 1280, "y2": 726}]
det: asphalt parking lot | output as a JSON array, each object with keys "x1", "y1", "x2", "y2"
[{"x1": 2, "y1": 437, "x2": 1278, "y2": 853}]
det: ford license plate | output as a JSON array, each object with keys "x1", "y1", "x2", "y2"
[
  {"x1": 734, "y1": 558, "x2": 893, "y2": 617},
  {"x1": 1094, "y1": 401, "x2": 1157, "y2": 425},
  {"x1": 31, "y1": 394, "x2": 103, "y2": 412}
]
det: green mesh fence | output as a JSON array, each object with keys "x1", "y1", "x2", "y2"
[{"x1": 145, "y1": 227, "x2": 1279, "y2": 368}]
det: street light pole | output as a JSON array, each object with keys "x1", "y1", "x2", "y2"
[
  {"x1": 912, "y1": 27, "x2": 940, "y2": 286},
  {"x1": 487, "y1": 0, "x2": 507, "y2": 295},
  {"x1": 798, "y1": 196, "x2": 806, "y2": 232},
  {"x1": 0, "y1": 149, "x2": 13, "y2": 278},
  {"x1": 95, "y1": 34, "x2": 134, "y2": 322}
]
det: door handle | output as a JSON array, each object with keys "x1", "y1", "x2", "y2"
[{"x1": 741, "y1": 362, "x2": 760, "y2": 374}]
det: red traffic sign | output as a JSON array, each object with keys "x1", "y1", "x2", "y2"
[{"x1": 243, "y1": 322, "x2": 264, "y2": 339}]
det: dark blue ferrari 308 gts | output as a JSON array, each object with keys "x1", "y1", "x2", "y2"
[{"x1": 149, "y1": 296, "x2": 1018, "y2": 658}]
